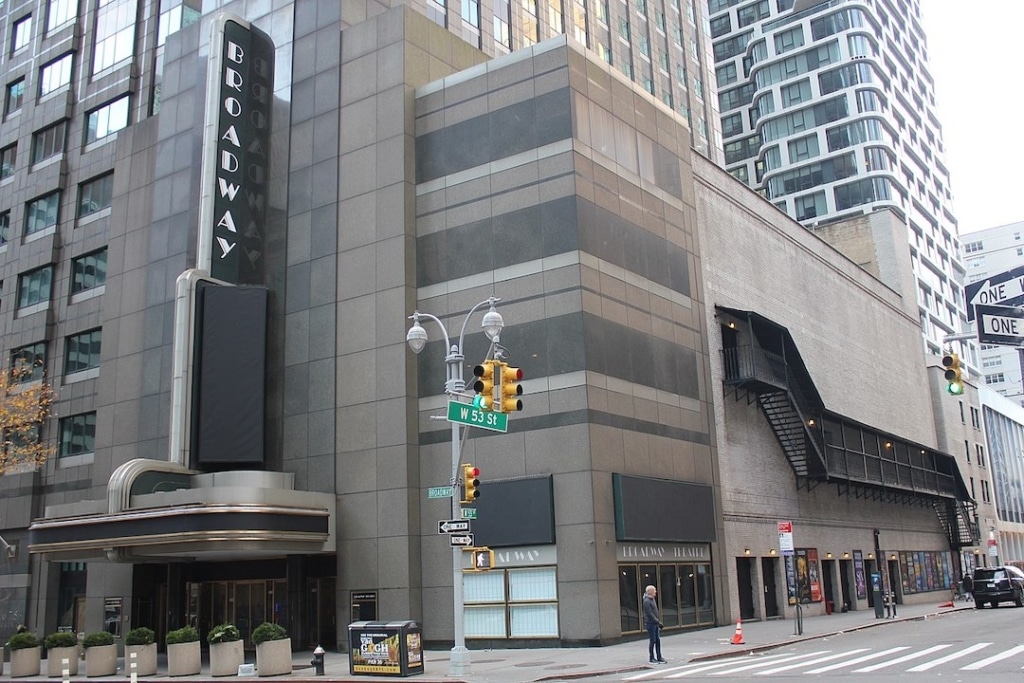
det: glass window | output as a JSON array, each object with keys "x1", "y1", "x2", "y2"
[
  {"x1": 11, "y1": 341, "x2": 46, "y2": 382},
  {"x1": 71, "y1": 248, "x2": 107, "y2": 294},
  {"x1": 78, "y1": 173, "x2": 114, "y2": 217},
  {"x1": 26, "y1": 191, "x2": 60, "y2": 235},
  {"x1": 93, "y1": 0, "x2": 137, "y2": 74},
  {"x1": 40, "y1": 53, "x2": 74, "y2": 96},
  {"x1": 18, "y1": 265, "x2": 54, "y2": 309},
  {"x1": 65, "y1": 328, "x2": 101, "y2": 374},
  {"x1": 5, "y1": 78, "x2": 25, "y2": 117},
  {"x1": 12, "y1": 14, "x2": 33, "y2": 54},
  {"x1": 0, "y1": 143, "x2": 16, "y2": 178},
  {"x1": 47, "y1": 0, "x2": 78, "y2": 32},
  {"x1": 465, "y1": 565, "x2": 559, "y2": 638},
  {"x1": 59, "y1": 412, "x2": 96, "y2": 457},
  {"x1": 0, "y1": 210, "x2": 9, "y2": 244},
  {"x1": 85, "y1": 94, "x2": 130, "y2": 144},
  {"x1": 31, "y1": 120, "x2": 68, "y2": 164}
]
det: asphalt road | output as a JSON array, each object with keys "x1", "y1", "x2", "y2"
[{"x1": 614, "y1": 605, "x2": 1024, "y2": 681}]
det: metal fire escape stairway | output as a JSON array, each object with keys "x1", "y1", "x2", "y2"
[{"x1": 719, "y1": 308, "x2": 979, "y2": 550}]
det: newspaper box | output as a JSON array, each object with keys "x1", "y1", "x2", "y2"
[{"x1": 348, "y1": 621, "x2": 423, "y2": 677}]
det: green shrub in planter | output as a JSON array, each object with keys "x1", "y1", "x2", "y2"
[
  {"x1": 82, "y1": 631, "x2": 115, "y2": 648},
  {"x1": 250, "y1": 622, "x2": 287, "y2": 645},
  {"x1": 44, "y1": 631, "x2": 77, "y2": 649},
  {"x1": 125, "y1": 627, "x2": 155, "y2": 646},
  {"x1": 165, "y1": 625, "x2": 199, "y2": 645},
  {"x1": 207, "y1": 623, "x2": 241, "y2": 644},
  {"x1": 7, "y1": 631, "x2": 40, "y2": 649}
]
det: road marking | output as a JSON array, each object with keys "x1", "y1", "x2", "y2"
[
  {"x1": 905, "y1": 643, "x2": 991, "y2": 672},
  {"x1": 853, "y1": 644, "x2": 953, "y2": 672},
  {"x1": 706, "y1": 651, "x2": 831, "y2": 675},
  {"x1": 961, "y1": 644, "x2": 1024, "y2": 670},
  {"x1": 622, "y1": 653, "x2": 791, "y2": 679},
  {"x1": 804, "y1": 646, "x2": 910, "y2": 674},
  {"x1": 752, "y1": 649, "x2": 869, "y2": 675}
]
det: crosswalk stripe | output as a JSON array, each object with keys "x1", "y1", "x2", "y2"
[
  {"x1": 961, "y1": 644, "x2": 1024, "y2": 670},
  {"x1": 706, "y1": 651, "x2": 831, "y2": 675},
  {"x1": 853, "y1": 643, "x2": 953, "y2": 672},
  {"x1": 752, "y1": 649, "x2": 869, "y2": 676},
  {"x1": 663, "y1": 654, "x2": 793, "y2": 678},
  {"x1": 803, "y1": 646, "x2": 910, "y2": 674},
  {"x1": 905, "y1": 643, "x2": 991, "y2": 672}
]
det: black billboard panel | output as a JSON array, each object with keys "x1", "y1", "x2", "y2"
[
  {"x1": 193, "y1": 283, "x2": 268, "y2": 465},
  {"x1": 613, "y1": 473, "x2": 716, "y2": 542}
]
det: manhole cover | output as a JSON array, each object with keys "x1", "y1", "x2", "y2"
[{"x1": 514, "y1": 660, "x2": 556, "y2": 667}]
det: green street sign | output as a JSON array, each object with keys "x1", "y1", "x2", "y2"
[
  {"x1": 461, "y1": 507, "x2": 478, "y2": 519},
  {"x1": 447, "y1": 401, "x2": 508, "y2": 433},
  {"x1": 427, "y1": 486, "x2": 454, "y2": 499}
]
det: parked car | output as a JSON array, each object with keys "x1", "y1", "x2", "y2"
[{"x1": 972, "y1": 566, "x2": 1024, "y2": 608}]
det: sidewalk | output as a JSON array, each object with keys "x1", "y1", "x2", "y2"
[{"x1": 0, "y1": 602, "x2": 971, "y2": 683}]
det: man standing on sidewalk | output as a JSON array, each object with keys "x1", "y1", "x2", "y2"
[{"x1": 643, "y1": 585, "x2": 667, "y2": 664}]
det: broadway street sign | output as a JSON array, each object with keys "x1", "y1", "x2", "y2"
[{"x1": 976, "y1": 304, "x2": 1024, "y2": 347}]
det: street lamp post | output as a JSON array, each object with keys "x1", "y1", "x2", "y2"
[{"x1": 407, "y1": 296, "x2": 504, "y2": 677}]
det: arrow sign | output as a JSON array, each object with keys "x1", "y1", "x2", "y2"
[
  {"x1": 965, "y1": 265, "x2": 1024, "y2": 320},
  {"x1": 438, "y1": 519, "x2": 471, "y2": 534},
  {"x1": 976, "y1": 304, "x2": 1024, "y2": 347},
  {"x1": 449, "y1": 534, "x2": 474, "y2": 547}
]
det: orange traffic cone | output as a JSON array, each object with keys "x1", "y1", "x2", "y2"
[
  {"x1": 731, "y1": 619, "x2": 745, "y2": 645},
  {"x1": 938, "y1": 600, "x2": 954, "y2": 608}
]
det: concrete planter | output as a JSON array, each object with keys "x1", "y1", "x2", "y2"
[
  {"x1": 210, "y1": 640, "x2": 245, "y2": 676},
  {"x1": 167, "y1": 641, "x2": 201, "y2": 676},
  {"x1": 125, "y1": 643, "x2": 157, "y2": 677},
  {"x1": 46, "y1": 646, "x2": 79, "y2": 677},
  {"x1": 255, "y1": 638, "x2": 292, "y2": 677},
  {"x1": 11, "y1": 646, "x2": 42, "y2": 678},
  {"x1": 85, "y1": 643, "x2": 118, "y2": 677}
]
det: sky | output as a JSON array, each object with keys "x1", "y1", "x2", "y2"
[{"x1": 920, "y1": 1, "x2": 1024, "y2": 234}]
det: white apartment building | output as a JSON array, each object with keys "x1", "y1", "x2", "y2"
[
  {"x1": 710, "y1": 0, "x2": 971, "y2": 363},
  {"x1": 963, "y1": 220, "x2": 1024, "y2": 407}
]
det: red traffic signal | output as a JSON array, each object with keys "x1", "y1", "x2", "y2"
[{"x1": 462, "y1": 464, "x2": 481, "y2": 502}]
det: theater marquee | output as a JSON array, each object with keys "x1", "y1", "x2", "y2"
[{"x1": 197, "y1": 15, "x2": 274, "y2": 285}]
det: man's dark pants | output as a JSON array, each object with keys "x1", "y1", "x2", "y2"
[{"x1": 646, "y1": 623, "x2": 662, "y2": 661}]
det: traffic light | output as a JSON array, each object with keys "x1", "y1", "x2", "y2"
[
  {"x1": 468, "y1": 547, "x2": 495, "y2": 571},
  {"x1": 472, "y1": 361, "x2": 496, "y2": 410},
  {"x1": 462, "y1": 464, "x2": 481, "y2": 503},
  {"x1": 498, "y1": 363, "x2": 523, "y2": 413},
  {"x1": 942, "y1": 352, "x2": 964, "y2": 395}
]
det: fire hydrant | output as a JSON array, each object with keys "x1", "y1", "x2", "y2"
[{"x1": 311, "y1": 645, "x2": 325, "y2": 676}]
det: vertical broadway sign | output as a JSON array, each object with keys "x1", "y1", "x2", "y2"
[{"x1": 199, "y1": 16, "x2": 274, "y2": 284}]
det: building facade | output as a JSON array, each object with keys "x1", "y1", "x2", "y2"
[
  {"x1": 0, "y1": 0, "x2": 978, "y2": 653},
  {"x1": 709, "y1": 0, "x2": 971, "y2": 364}
]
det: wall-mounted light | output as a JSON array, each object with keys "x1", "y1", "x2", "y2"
[
  {"x1": 728, "y1": 321, "x2": 736, "y2": 328},
  {"x1": 843, "y1": 552, "x2": 850, "y2": 559},
  {"x1": 808, "y1": 419, "x2": 816, "y2": 427},
  {"x1": 884, "y1": 441, "x2": 893, "y2": 449},
  {"x1": 974, "y1": 548, "x2": 981, "y2": 556},
  {"x1": 890, "y1": 554, "x2": 897, "y2": 561},
  {"x1": 826, "y1": 552, "x2": 833, "y2": 559},
  {"x1": 769, "y1": 549, "x2": 777, "y2": 555},
  {"x1": 743, "y1": 548, "x2": 751, "y2": 556},
  {"x1": 867, "y1": 552, "x2": 874, "y2": 559}
]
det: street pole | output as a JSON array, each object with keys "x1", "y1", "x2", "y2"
[{"x1": 407, "y1": 297, "x2": 503, "y2": 677}]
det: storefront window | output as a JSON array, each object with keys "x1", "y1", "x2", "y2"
[
  {"x1": 465, "y1": 565, "x2": 558, "y2": 638},
  {"x1": 618, "y1": 561, "x2": 715, "y2": 633}
]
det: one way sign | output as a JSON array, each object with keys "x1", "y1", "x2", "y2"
[
  {"x1": 437, "y1": 519, "x2": 471, "y2": 534},
  {"x1": 976, "y1": 304, "x2": 1024, "y2": 347}
]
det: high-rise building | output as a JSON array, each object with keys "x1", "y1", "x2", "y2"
[
  {"x1": 962, "y1": 220, "x2": 1024, "y2": 406},
  {"x1": 710, "y1": 0, "x2": 970, "y2": 360}
]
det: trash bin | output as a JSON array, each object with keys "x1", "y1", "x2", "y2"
[{"x1": 348, "y1": 621, "x2": 423, "y2": 677}]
